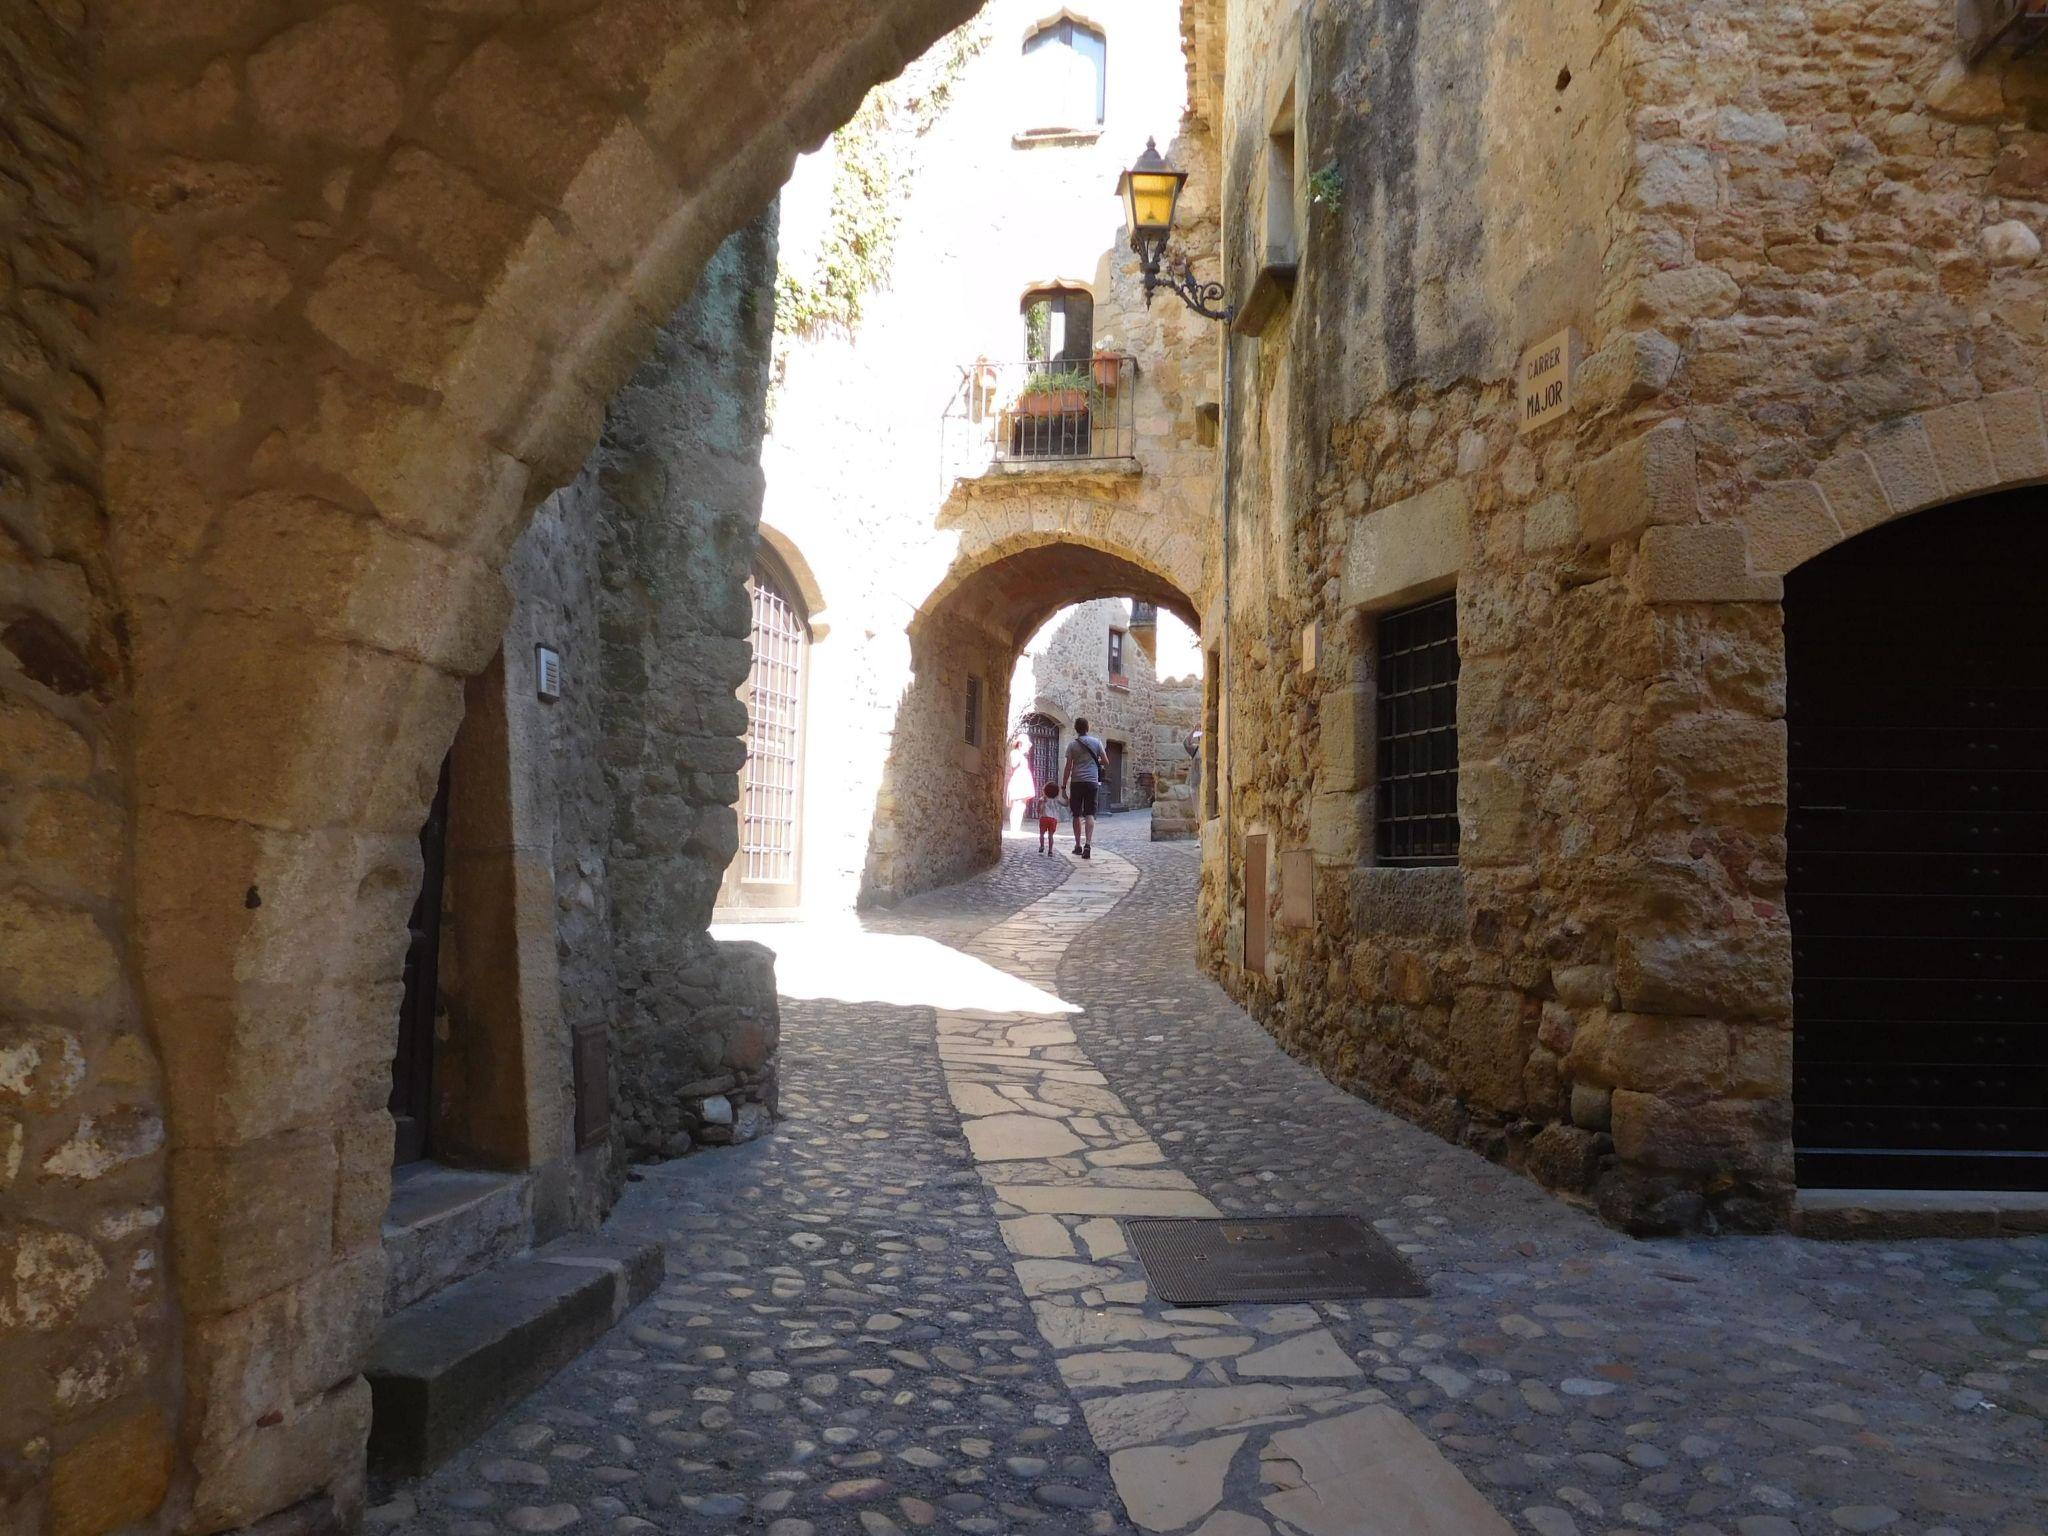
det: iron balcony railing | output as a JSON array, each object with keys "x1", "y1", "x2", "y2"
[{"x1": 940, "y1": 354, "x2": 1138, "y2": 481}]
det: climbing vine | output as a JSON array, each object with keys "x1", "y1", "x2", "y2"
[{"x1": 773, "y1": 18, "x2": 988, "y2": 343}]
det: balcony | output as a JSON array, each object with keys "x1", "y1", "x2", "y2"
[{"x1": 940, "y1": 354, "x2": 1139, "y2": 486}]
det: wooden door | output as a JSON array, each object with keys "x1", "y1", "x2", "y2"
[
  {"x1": 1106, "y1": 740, "x2": 1125, "y2": 809},
  {"x1": 1786, "y1": 494, "x2": 2048, "y2": 1190},
  {"x1": 391, "y1": 755, "x2": 450, "y2": 1166}
]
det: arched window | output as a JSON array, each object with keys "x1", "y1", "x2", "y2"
[
  {"x1": 1022, "y1": 16, "x2": 1106, "y2": 133},
  {"x1": 1022, "y1": 285, "x2": 1093, "y2": 363}
]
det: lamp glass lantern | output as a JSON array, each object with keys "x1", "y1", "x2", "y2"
[{"x1": 1117, "y1": 137, "x2": 1188, "y2": 263}]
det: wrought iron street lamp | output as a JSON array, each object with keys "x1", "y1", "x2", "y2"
[{"x1": 1117, "y1": 138, "x2": 1231, "y2": 322}]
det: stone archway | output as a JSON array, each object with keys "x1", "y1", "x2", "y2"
[
  {"x1": 1781, "y1": 489, "x2": 2048, "y2": 1192},
  {"x1": 861, "y1": 533, "x2": 1201, "y2": 903},
  {"x1": 3, "y1": 5, "x2": 988, "y2": 1532}
]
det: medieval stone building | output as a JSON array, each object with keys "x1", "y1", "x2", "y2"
[
  {"x1": 1191, "y1": 0, "x2": 2048, "y2": 1234},
  {"x1": 7, "y1": 1, "x2": 2048, "y2": 1533}
]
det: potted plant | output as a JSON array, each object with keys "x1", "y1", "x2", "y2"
[
  {"x1": 1091, "y1": 349, "x2": 1123, "y2": 392},
  {"x1": 1016, "y1": 366, "x2": 1095, "y2": 417}
]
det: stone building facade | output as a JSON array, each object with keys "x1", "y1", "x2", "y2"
[
  {"x1": 1007, "y1": 597, "x2": 1202, "y2": 814},
  {"x1": 1192, "y1": 0, "x2": 2048, "y2": 1232},
  {"x1": 731, "y1": 0, "x2": 1221, "y2": 916},
  {"x1": 0, "y1": 1, "x2": 980, "y2": 1531}
]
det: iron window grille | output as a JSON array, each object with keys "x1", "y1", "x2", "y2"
[
  {"x1": 740, "y1": 565, "x2": 806, "y2": 885},
  {"x1": 1375, "y1": 594, "x2": 1460, "y2": 866},
  {"x1": 964, "y1": 676, "x2": 982, "y2": 747}
]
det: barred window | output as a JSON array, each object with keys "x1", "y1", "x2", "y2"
[
  {"x1": 964, "y1": 676, "x2": 982, "y2": 747},
  {"x1": 1375, "y1": 594, "x2": 1459, "y2": 866}
]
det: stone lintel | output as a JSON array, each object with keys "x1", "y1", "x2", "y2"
[{"x1": 1339, "y1": 478, "x2": 1469, "y2": 613}]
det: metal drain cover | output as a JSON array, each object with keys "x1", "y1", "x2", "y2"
[{"x1": 1124, "y1": 1215, "x2": 1425, "y2": 1306}]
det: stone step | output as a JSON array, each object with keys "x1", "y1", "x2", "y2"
[
  {"x1": 365, "y1": 1235, "x2": 663, "y2": 1477},
  {"x1": 1793, "y1": 1188, "x2": 2048, "y2": 1240}
]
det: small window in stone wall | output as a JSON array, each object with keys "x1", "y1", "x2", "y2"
[
  {"x1": 1374, "y1": 594, "x2": 1459, "y2": 866},
  {"x1": 1108, "y1": 626, "x2": 1125, "y2": 678},
  {"x1": 964, "y1": 676, "x2": 982, "y2": 748}
]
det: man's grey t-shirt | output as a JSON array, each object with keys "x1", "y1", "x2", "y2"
[{"x1": 1066, "y1": 734, "x2": 1106, "y2": 784}]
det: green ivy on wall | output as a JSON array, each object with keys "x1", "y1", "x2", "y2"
[{"x1": 773, "y1": 18, "x2": 987, "y2": 342}]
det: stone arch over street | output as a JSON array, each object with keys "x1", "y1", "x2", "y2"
[
  {"x1": 858, "y1": 531, "x2": 1201, "y2": 904},
  {"x1": 8, "y1": 4, "x2": 984, "y2": 1530}
]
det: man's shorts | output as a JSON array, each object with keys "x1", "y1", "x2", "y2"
[{"x1": 1070, "y1": 781, "x2": 1099, "y2": 817}]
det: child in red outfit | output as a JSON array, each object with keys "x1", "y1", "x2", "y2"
[{"x1": 1037, "y1": 795, "x2": 1060, "y2": 856}]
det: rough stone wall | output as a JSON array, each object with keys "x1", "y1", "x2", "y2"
[
  {"x1": 1, "y1": 8, "x2": 182, "y2": 1534},
  {"x1": 1203, "y1": 0, "x2": 2048, "y2": 1233},
  {"x1": 1148, "y1": 676, "x2": 1203, "y2": 837},
  {"x1": 580, "y1": 215, "x2": 783, "y2": 1158},
  {"x1": 25, "y1": 0, "x2": 990, "y2": 1526},
  {"x1": 757, "y1": 0, "x2": 1218, "y2": 912}
]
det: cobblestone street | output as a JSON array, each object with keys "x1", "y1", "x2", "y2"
[{"x1": 379, "y1": 815, "x2": 2048, "y2": 1536}]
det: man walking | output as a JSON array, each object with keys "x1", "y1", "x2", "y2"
[{"x1": 1060, "y1": 716, "x2": 1108, "y2": 859}]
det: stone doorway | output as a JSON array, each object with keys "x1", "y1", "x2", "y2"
[
  {"x1": 392, "y1": 756, "x2": 452, "y2": 1166},
  {"x1": 1785, "y1": 491, "x2": 2048, "y2": 1191}
]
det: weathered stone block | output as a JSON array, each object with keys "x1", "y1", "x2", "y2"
[
  {"x1": 1641, "y1": 713, "x2": 1787, "y2": 831},
  {"x1": 1308, "y1": 791, "x2": 1366, "y2": 866},
  {"x1": 48, "y1": 1408, "x2": 172, "y2": 1536},
  {"x1": 1743, "y1": 481, "x2": 1840, "y2": 575},
  {"x1": 1811, "y1": 448, "x2": 1893, "y2": 538},
  {"x1": 291, "y1": 1247, "x2": 386, "y2": 1399},
  {"x1": 1575, "y1": 420, "x2": 1697, "y2": 547},
  {"x1": 1572, "y1": 330, "x2": 1679, "y2": 417},
  {"x1": 1639, "y1": 265, "x2": 1741, "y2": 324},
  {"x1": 247, "y1": 5, "x2": 402, "y2": 150},
  {"x1": 1569, "y1": 1082, "x2": 1612, "y2": 1131},
  {"x1": 1457, "y1": 760, "x2": 1527, "y2": 866},
  {"x1": 1350, "y1": 866, "x2": 1464, "y2": 939},
  {"x1": 1551, "y1": 964, "x2": 1613, "y2": 1009},
  {"x1": 1923, "y1": 400, "x2": 1997, "y2": 503},
  {"x1": 1727, "y1": 1023, "x2": 1793, "y2": 1099},
  {"x1": 1340, "y1": 479, "x2": 1469, "y2": 610},
  {"x1": 1610, "y1": 1091, "x2": 1792, "y2": 1179},
  {"x1": 1521, "y1": 491, "x2": 1581, "y2": 552},
  {"x1": 1634, "y1": 523, "x2": 1782, "y2": 604},
  {"x1": 1981, "y1": 389, "x2": 2048, "y2": 486},
  {"x1": 1615, "y1": 919, "x2": 1791, "y2": 1020},
  {"x1": 1316, "y1": 687, "x2": 1370, "y2": 792},
  {"x1": 1863, "y1": 415, "x2": 1943, "y2": 519},
  {"x1": 1597, "y1": 1013, "x2": 1730, "y2": 1098},
  {"x1": 0, "y1": 885, "x2": 117, "y2": 1012},
  {"x1": 1525, "y1": 1121, "x2": 1600, "y2": 1191},
  {"x1": 187, "y1": 1291, "x2": 290, "y2": 1453},
  {"x1": 334, "y1": 1111, "x2": 396, "y2": 1252},
  {"x1": 1446, "y1": 987, "x2": 1537, "y2": 1111},
  {"x1": 188, "y1": 1378, "x2": 372, "y2": 1534},
  {"x1": 170, "y1": 1132, "x2": 337, "y2": 1315}
]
